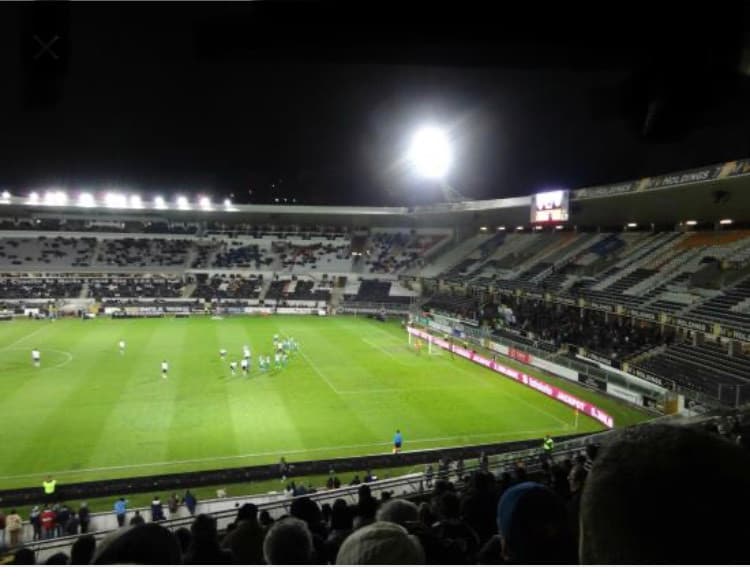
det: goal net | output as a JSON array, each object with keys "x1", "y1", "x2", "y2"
[{"x1": 407, "y1": 332, "x2": 441, "y2": 355}]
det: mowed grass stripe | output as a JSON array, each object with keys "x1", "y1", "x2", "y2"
[{"x1": 0, "y1": 316, "x2": 650, "y2": 489}]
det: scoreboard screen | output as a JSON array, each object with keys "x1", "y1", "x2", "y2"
[{"x1": 530, "y1": 190, "x2": 569, "y2": 224}]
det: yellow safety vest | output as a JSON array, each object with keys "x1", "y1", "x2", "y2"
[{"x1": 43, "y1": 480, "x2": 57, "y2": 494}]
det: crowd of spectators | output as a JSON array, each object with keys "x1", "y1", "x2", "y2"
[
  {"x1": 4, "y1": 420, "x2": 747, "y2": 565},
  {"x1": 192, "y1": 275, "x2": 262, "y2": 300},
  {"x1": 89, "y1": 276, "x2": 184, "y2": 299},
  {"x1": 0, "y1": 237, "x2": 96, "y2": 268},
  {"x1": 497, "y1": 298, "x2": 670, "y2": 361},
  {"x1": 97, "y1": 239, "x2": 192, "y2": 268},
  {"x1": 0, "y1": 277, "x2": 83, "y2": 299},
  {"x1": 366, "y1": 232, "x2": 442, "y2": 275}
]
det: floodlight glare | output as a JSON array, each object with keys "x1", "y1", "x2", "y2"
[
  {"x1": 199, "y1": 196, "x2": 212, "y2": 211},
  {"x1": 685, "y1": 220, "x2": 697, "y2": 226},
  {"x1": 27, "y1": 191, "x2": 39, "y2": 205},
  {"x1": 176, "y1": 195, "x2": 190, "y2": 210},
  {"x1": 720, "y1": 219, "x2": 733, "y2": 225},
  {"x1": 408, "y1": 125, "x2": 452, "y2": 179},
  {"x1": 1, "y1": 191, "x2": 10, "y2": 200},
  {"x1": 44, "y1": 190, "x2": 68, "y2": 206},
  {"x1": 77, "y1": 192, "x2": 96, "y2": 208},
  {"x1": 129, "y1": 194, "x2": 143, "y2": 209},
  {"x1": 154, "y1": 196, "x2": 167, "y2": 209},
  {"x1": 105, "y1": 192, "x2": 128, "y2": 208}
]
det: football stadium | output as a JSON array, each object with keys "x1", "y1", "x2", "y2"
[{"x1": 1, "y1": 1, "x2": 750, "y2": 568}]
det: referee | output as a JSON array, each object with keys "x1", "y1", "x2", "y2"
[{"x1": 393, "y1": 430, "x2": 403, "y2": 454}]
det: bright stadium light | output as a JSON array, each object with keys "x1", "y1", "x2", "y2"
[
  {"x1": 176, "y1": 195, "x2": 190, "y2": 210},
  {"x1": 480, "y1": 226, "x2": 488, "y2": 232},
  {"x1": 497, "y1": 226, "x2": 506, "y2": 231},
  {"x1": 153, "y1": 195, "x2": 167, "y2": 209},
  {"x1": 129, "y1": 194, "x2": 143, "y2": 209},
  {"x1": 407, "y1": 125, "x2": 452, "y2": 179},
  {"x1": 534, "y1": 225, "x2": 543, "y2": 231},
  {"x1": 720, "y1": 219, "x2": 733, "y2": 225},
  {"x1": 0, "y1": 191, "x2": 10, "y2": 204},
  {"x1": 199, "y1": 196, "x2": 212, "y2": 211},
  {"x1": 105, "y1": 192, "x2": 125, "y2": 208},
  {"x1": 77, "y1": 192, "x2": 96, "y2": 208},
  {"x1": 627, "y1": 222, "x2": 638, "y2": 228},
  {"x1": 105, "y1": 192, "x2": 128, "y2": 208},
  {"x1": 516, "y1": 226, "x2": 524, "y2": 231},
  {"x1": 685, "y1": 220, "x2": 698, "y2": 226},
  {"x1": 44, "y1": 190, "x2": 68, "y2": 206},
  {"x1": 555, "y1": 225, "x2": 564, "y2": 230},
  {"x1": 27, "y1": 191, "x2": 40, "y2": 205}
]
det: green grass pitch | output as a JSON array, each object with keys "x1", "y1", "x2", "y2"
[{"x1": 0, "y1": 315, "x2": 650, "y2": 490}]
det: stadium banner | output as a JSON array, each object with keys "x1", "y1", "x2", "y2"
[
  {"x1": 628, "y1": 366, "x2": 675, "y2": 389},
  {"x1": 630, "y1": 309, "x2": 658, "y2": 322},
  {"x1": 675, "y1": 318, "x2": 708, "y2": 332},
  {"x1": 606, "y1": 383, "x2": 644, "y2": 407},
  {"x1": 722, "y1": 158, "x2": 750, "y2": 178},
  {"x1": 574, "y1": 180, "x2": 640, "y2": 200},
  {"x1": 720, "y1": 326, "x2": 750, "y2": 343},
  {"x1": 589, "y1": 302, "x2": 614, "y2": 313},
  {"x1": 643, "y1": 163, "x2": 724, "y2": 190},
  {"x1": 407, "y1": 326, "x2": 614, "y2": 428},
  {"x1": 509, "y1": 347, "x2": 531, "y2": 364},
  {"x1": 583, "y1": 350, "x2": 621, "y2": 370}
]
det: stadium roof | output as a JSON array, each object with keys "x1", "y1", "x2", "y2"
[{"x1": 2, "y1": 159, "x2": 750, "y2": 229}]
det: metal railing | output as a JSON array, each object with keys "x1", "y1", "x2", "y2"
[{"x1": 8, "y1": 437, "x2": 597, "y2": 563}]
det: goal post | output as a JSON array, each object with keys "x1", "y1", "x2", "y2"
[{"x1": 407, "y1": 331, "x2": 440, "y2": 355}]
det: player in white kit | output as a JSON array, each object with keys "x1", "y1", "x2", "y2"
[
  {"x1": 229, "y1": 360, "x2": 238, "y2": 376},
  {"x1": 241, "y1": 357, "x2": 249, "y2": 376},
  {"x1": 32, "y1": 348, "x2": 41, "y2": 367},
  {"x1": 119, "y1": 340, "x2": 126, "y2": 355},
  {"x1": 161, "y1": 360, "x2": 169, "y2": 379}
]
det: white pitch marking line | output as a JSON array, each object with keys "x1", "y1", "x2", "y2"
[
  {"x1": 298, "y1": 349, "x2": 341, "y2": 395},
  {"x1": 360, "y1": 337, "x2": 413, "y2": 366},
  {"x1": 0, "y1": 323, "x2": 50, "y2": 352},
  {"x1": 0, "y1": 427, "x2": 568, "y2": 481},
  {"x1": 2, "y1": 347, "x2": 74, "y2": 370}
]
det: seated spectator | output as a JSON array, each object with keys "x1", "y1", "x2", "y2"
[
  {"x1": 12, "y1": 548, "x2": 35, "y2": 565},
  {"x1": 221, "y1": 503, "x2": 264, "y2": 564},
  {"x1": 375, "y1": 499, "x2": 418, "y2": 528},
  {"x1": 324, "y1": 499, "x2": 353, "y2": 563},
  {"x1": 130, "y1": 511, "x2": 145, "y2": 527},
  {"x1": 494, "y1": 481, "x2": 576, "y2": 564},
  {"x1": 336, "y1": 521, "x2": 425, "y2": 564},
  {"x1": 70, "y1": 534, "x2": 96, "y2": 565},
  {"x1": 259, "y1": 510, "x2": 274, "y2": 532},
  {"x1": 184, "y1": 514, "x2": 233, "y2": 565},
  {"x1": 430, "y1": 491, "x2": 481, "y2": 564},
  {"x1": 45, "y1": 552, "x2": 69, "y2": 565},
  {"x1": 94, "y1": 524, "x2": 182, "y2": 565},
  {"x1": 263, "y1": 517, "x2": 314, "y2": 565},
  {"x1": 580, "y1": 423, "x2": 750, "y2": 564},
  {"x1": 174, "y1": 527, "x2": 192, "y2": 556}
]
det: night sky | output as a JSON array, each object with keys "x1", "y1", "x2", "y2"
[{"x1": 0, "y1": 1, "x2": 749, "y2": 206}]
